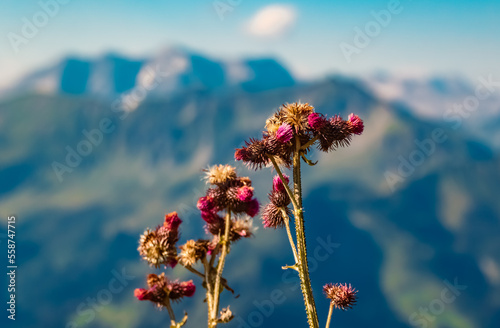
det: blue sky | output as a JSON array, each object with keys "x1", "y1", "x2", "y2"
[{"x1": 1, "y1": 0, "x2": 499, "y2": 88}]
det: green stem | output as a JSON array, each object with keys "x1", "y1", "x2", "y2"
[
  {"x1": 211, "y1": 210, "x2": 232, "y2": 327},
  {"x1": 301, "y1": 135, "x2": 319, "y2": 150},
  {"x1": 281, "y1": 208, "x2": 298, "y2": 263},
  {"x1": 293, "y1": 135, "x2": 320, "y2": 328},
  {"x1": 325, "y1": 302, "x2": 334, "y2": 328},
  {"x1": 202, "y1": 257, "x2": 214, "y2": 328},
  {"x1": 268, "y1": 155, "x2": 300, "y2": 210},
  {"x1": 164, "y1": 299, "x2": 177, "y2": 328}
]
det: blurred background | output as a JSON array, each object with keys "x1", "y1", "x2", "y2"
[{"x1": 1, "y1": 0, "x2": 499, "y2": 327}]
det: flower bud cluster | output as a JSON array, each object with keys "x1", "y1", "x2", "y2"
[
  {"x1": 134, "y1": 273, "x2": 196, "y2": 307},
  {"x1": 235, "y1": 102, "x2": 364, "y2": 169}
]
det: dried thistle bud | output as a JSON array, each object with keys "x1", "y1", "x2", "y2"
[
  {"x1": 323, "y1": 283, "x2": 358, "y2": 311},
  {"x1": 138, "y1": 227, "x2": 178, "y2": 268},
  {"x1": 178, "y1": 239, "x2": 209, "y2": 267},
  {"x1": 265, "y1": 111, "x2": 285, "y2": 134},
  {"x1": 205, "y1": 164, "x2": 237, "y2": 185},
  {"x1": 147, "y1": 273, "x2": 164, "y2": 288},
  {"x1": 348, "y1": 113, "x2": 364, "y2": 135},
  {"x1": 280, "y1": 102, "x2": 314, "y2": 132},
  {"x1": 230, "y1": 218, "x2": 254, "y2": 241},
  {"x1": 218, "y1": 306, "x2": 234, "y2": 323}
]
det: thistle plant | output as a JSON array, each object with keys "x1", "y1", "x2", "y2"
[
  {"x1": 135, "y1": 165, "x2": 259, "y2": 328},
  {"x1": 235, "y1": 102, "x2": 363, "y2": 328}
]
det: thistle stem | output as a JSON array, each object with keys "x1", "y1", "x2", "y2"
[
  {"x1": 301, "y1": 135, "x2": 319, "y2": 150},
  {"x1": 293, "y1": 135, "x2": 320, "y2": 328},
  {"x1": 202, "y1": 257, "x2": 214, "y2": 327},
  {"x1": 268, "y1": 155, "x2": 300, "y2": 211},
  {"x1": 185, "y1": 266, "x2": 205, "y2": 279},
  {"x1": 211, "y1": 210, "x2": 232, "y2": 327},
  {"x1": 281, "y1": 208, "x2": 298, "y2": 263},
  {"x1": 325, "y1": 302, "x2": 334, "y2": 328},
  {"x1": 164, "y1": 299, "x2": 177, "y2": 328}
]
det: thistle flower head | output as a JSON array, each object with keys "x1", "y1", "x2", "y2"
[
  {"x1": 245, "y1": 198, "x2": 260, "y2": 217},
  {"x1": 164, "y1": 212, "x2": 182, "y2": 232},
  {"x1": 138, "y1": 227, "x2": 178, "y2": 268},
  {"x1": 272, "y1": 174, "x2": 290, "y2": 193},
  {"x1": 323, "y1": 283, "x2": 358, "y2": 311},
  {"x1": 265, "y1": 111, "x2": 285, "y2": 133},
  {"x1": 178, "y1": 239, "x2": 209, "y2": 267},
  {"x1": 135, "y1": 274, "x2": 195, "y2": 307},
  {"x1": 197, "y1": 196, "x2": 218, "y2": 213},
  {"x1": 275, "y1": 123, "x2": 294, "y2": 144},
  {"x1": 235, "y1": 138, "x2": 270, "y2": 170},
  {"x1": 262, "y1": 202, "x2": 291, "y2": 228},
  {"x1": 168, "y1": 280, "x2": 196, "y2": 301},
  {"x1": 204, "y1": 164, "x2": 237, "y2": 185},
  {"x1": 348, "y1": 113, "x2": 364, "y2": 135},
  {"x1": 308, "y1": 112, "x2": 328, "y2": 131},
  {"x1": 237, "y1": 186, "x2": 254, "y2": 202}
]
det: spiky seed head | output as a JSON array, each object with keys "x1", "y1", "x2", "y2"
[
  {"x1": 205, "y1": 164, "x2": 237, "y2": 185},
  {"x1": 323, "y1": 283, "x2": 358, "y2": 311}
]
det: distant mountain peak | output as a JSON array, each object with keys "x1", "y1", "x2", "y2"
[{"x1": 7, "y1": 47, "x2": 295, "y2": 99}]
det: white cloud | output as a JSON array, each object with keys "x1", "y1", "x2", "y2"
[{"x1": 245, "y1": 4, "x2": 297, "y2": 38}]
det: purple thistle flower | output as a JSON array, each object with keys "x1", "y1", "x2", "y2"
[
  {"x1": 348, "y1": 113, "x2": 364, "y2": 135},
  {"x1": 237, "y1": 186, "x2": 254, "y2": 202},
  {"x1": 245, "y1": 198, "x2": 260, "y2": 217},
  {"x1": 197, "y1": 196, "x2": 217, "y2": 213},
  {"x1": 275, "y1": 123, "x2": 294, "y2": 144},
  {"x1": 164, "y1": 212, "x2": 182, "y2": 232},
  {"x1": 272, "y1": 174, "x2": 290, "y2": 193},
  {"x1": 308, "y1": 112, "x2": 328, "y2": 130}
]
